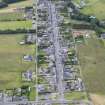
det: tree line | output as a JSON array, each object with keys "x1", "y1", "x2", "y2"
[
  {"x1": 67, "y1": 0, "x2": 105, "y2": 35},
  {"x1": 0, "y1": 0, "x2": 26, "y2": 8}
]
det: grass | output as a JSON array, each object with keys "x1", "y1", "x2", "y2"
[
  {"x1": 64, "y1": 91, "x2": 88, "y2": 100},
  {"x1": 29, "y1": 87, "x2": 36, "y2": 100},
  {"x1": 0, "y1": 34, "x2": 35, "y2": 89},
  {"x1": 7, "y1": 0, "x2": 33, "y2": 8},
  {"x1": 0, "y1": 20, "x2": 32, "y2": 30},
  {"x1": 77, "y1": 33, "x2": 105, "y2": 95},
  {"x1": 0, "y1": 12, "x2": 25, "y2": 21},
  {"x1": 0, "y1": 0, "x2": 33, "y2": 13},
  {"x1": 77, "y1": 0, "x2": 105, "y2": 20}
]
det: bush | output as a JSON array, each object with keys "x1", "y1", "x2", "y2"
[
  {"x1": 0, "y1": 2, "x2": 8, "y2": 8},
  {"x1": 0, "y1": 29, "x2": 35, "y2": 34},
  {"x1": 2, "y1": 0, "x2": 26, "y2": 3}
]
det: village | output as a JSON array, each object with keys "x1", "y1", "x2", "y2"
[
  {"x1": 0, "y1": 0, "x2": 94, "y2": 105},
  {"x1": 0, "y1": 0, "x2": 105, "y2": 105},
  {"x1": 36, "y1": 0, "x2": 91, "y2": 104}
]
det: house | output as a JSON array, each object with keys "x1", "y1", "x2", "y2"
[
  {"x1": 22, "y1": 71, "x2": 35, "y2": 81},
  {"x1": 19, "y1": 40, "x2": 25, "y2": 45},
  {"x1": 48, "y1": 55, "x2": 55, "y2": 61},
  {"x1": 25, "y1": 34, "x2": 35, "y2": 44},
  {"x1": 101, "y1": 33, "x2": 105, "y2": 39},
  {"x1": 0, "y1": 91, "x2": 3, "y2": 101},
  {"x1": 23, "y1": 55, "x2": 33, "y2": 61},
  {"x1": 37, "y1": 85, "x2": 45, "y2": 93}
]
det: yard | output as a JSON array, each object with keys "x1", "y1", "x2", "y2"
[
  {"x1": 77, "y1": 33, "x2": 105, "y2": 98},
  {"x1": 0, "y1": 34, "x2": 35, "y2": 89},
  {"x1": 0, "y1": 20, "x2": 32, "y2": 30}
]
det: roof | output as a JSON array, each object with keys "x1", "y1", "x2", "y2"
[{"x1": 101, "y1": 33, "x2": 105, "y2": 38}]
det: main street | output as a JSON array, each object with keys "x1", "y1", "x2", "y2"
[
  {"x1": 48, "y1": 1, "x2": 64, "y2": 100},
  {"x1": 40, "y1": 0, "x2": 64, "y2": 101}
]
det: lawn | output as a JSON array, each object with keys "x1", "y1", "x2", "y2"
[
  {"x1": 0, "y1": 20, "x2": 32, "y2": 30},
  {"x1": 0, "y1": 34, "x2": 35, "y2": 89},
  {"x1": 77, "y1": 33, "x2": 105, "y2": 95}
]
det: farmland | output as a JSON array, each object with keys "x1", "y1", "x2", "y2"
[
  {"x1": 0, "y1": 0, "x2": 33, "y2": 13},
  {"x1": 77, "y1": 33, "x2": 105, "y2": 95},
  {"x1": 0, "y1": 0, "x2": 36, "y2": 102},
  {"x1": 77, "y1": 32, "x2": 105, "y2": 104},
  {"x1": 0, "y1": 34, "x2": 35, "y2": 89},
  {"x1": 74, "y1": 0, "x2": 105, "y2": 20},
  {"x1": 0, "y1": 12, "x2": 25, "y2": 21},
  {"x1": 64, "y1": 92, "x2": 88, "y2": 100},
  {"x1": 0, "y1": 20, "x2": 32, "y2": 30}
]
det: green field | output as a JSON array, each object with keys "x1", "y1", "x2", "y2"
[
  {"x1": 77, "y1": 33, "x2": 105, "y2": 95},
  {"x1": 65, "y1": 92, "x2": 88, "y2": 100},
  {"x1": 0, "y1": 12, "x2": 25, "y2": 21},
  {"x1": 0, "y1": 34, "x2": 35, "y2": 89},
  {"x1": 0, "y1": 20, "x2": 32, "y2": 30},
  {"x1": 75, "y1": 0, "x2": 105, "y2": 20},
  {"x1": 0, "y1": 0, "x2": 33, "y2": 13},
  {"x1": 7, "y1": 0, "x2": 33, "y2": 8}
]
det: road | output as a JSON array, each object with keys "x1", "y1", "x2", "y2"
[
  {"x1": 47, "y1": 0, "x2": 64, "y2": 100},
  {"x1": 0, "y1": 99, "x2": 94, "y2": 105}
]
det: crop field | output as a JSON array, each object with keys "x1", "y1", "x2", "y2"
[
  {"x1": 0, "y1": 12, "x2": 25, "y2": 21},
  {"x1": 0, "y1": 34, "x2": 35, "y2": 89},
  {"x1": 77, "y1": 33, "x2": 105, "y2": 95},
  {"x1": 74, "y1": 0, "x2": 105, "y2": 20},
  {"x1": 0, "y1": 20, "x2": 32, "y2": 30}
]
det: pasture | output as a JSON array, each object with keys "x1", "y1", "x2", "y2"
[
  {"x1": 0, "y1": 12, "x2": 25, "y2": 21},
  {"x1": 77, "y1": 33, "x2": 105, "y2": 95},
  {"x1": 0, "y1": 20, "x2": 32, "y2": 30},
  {"x1": 0, "y1": 34, "x2": 35, "y2": 89},
  {"x1": 0, "y1": 0, "x2": 33, "y2": 13},
  {"x1": 74, "y1": 0, "x2": 105, "y2": 20}
]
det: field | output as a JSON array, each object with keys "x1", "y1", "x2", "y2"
[
  {"x1": 0, "y1": 34, "x2": 35, "y2": 89},
  {"x1": 64, "y1": 92, "x2": 88, "y2": 100},
  {"x1": 77, "y1": 32, "x2": 105, "y2": 104},
  {"x1": 0, "y1": 20, "x2": 32, "y2": 30},
  {"x1": 74, "y1": 0, "x2": 105, "y2": 20},
  {"x1": 0, "y1": 12, "x2": 24, "y2": 21},
  {"x1": 77, "y1": 34, "x2": 105, "y2": 95},
  {"x1": 77, "y1": 33, "x2": 105, "y2": 100},
  {"x1": 0, "y1": 0, "x2": 33, "y2": 13}
]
